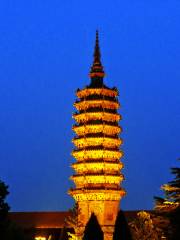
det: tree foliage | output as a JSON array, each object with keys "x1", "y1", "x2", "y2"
[
  {"x1": 65, "y1": 203, "x2": 82, "y2": 240},
  {"x1": 129, "y1": 211, "x2": 163, "y2": 240},
  {"x1": 65, "y1": 203, "x2": 82, "y2": 230},
  {"x1": 154, "y1": 161, "x2": 180, "y2": 240},
  {"x1": 155, "y1": 166, "x2": 180, "y2": 211}
]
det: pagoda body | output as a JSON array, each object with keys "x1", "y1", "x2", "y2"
[{"x1": 69, "y1": 32, "x2": 125, "y2": 240}]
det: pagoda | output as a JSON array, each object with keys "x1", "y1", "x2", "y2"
[{"x1": 69, "y1": 31, "x2": 125, "y2": 240}]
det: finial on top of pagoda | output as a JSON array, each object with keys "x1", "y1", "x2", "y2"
[{"x1": 89, "y1": 30, "x2": 105, "y2": 78}]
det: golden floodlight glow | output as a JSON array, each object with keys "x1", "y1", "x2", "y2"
[
  {"x1": 74, "y1": 99, "x2": 119, "y2": 110},
  {"x1": 71, "y1": 162, "x2": 123, "y2": 173},
  {"x1": 69, "y1": 32, "x2": 125, "y2": 240},
  {"x1": 71, "y1": 81, "x2": 125, "y2": 221},
  {"x1": 73, "y1": 112, "x2": 121, "y2": 123},
  {"x1": 72, "y1": 137, "x2": 122, "y2": 148},
  {"x1": 76, "y1": 88, "x2": 118, "y2": 98},
  {"x1": 73, "y1": 124, "x2": 121, "y2": 136},
  {"x1": 71, "y1": 174, "x2": 124, "y2": 186},
  {"x1": 72, "y1": 149, "x2": 123, "y2": 161},
  {"x1": 69, "y1": 189, "x2": 126, "y2": 201}
]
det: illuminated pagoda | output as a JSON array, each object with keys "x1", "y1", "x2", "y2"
[{"x1": 69, "y1": 31, "x2": 125, "y2": 240}]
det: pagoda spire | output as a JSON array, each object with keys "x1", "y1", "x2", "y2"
[
  {"x1": 93, "y1": 30, "x2": 101, "y2": 65},
  {"x1": 89, "y1": 30, "x2": 105, "y2": 78}
]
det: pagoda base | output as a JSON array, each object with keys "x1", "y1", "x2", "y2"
[{"x1": 73, "y1": 199, "x2": 121, "y2": 240}]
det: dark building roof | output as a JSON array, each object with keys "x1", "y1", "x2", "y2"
[
  {"x1": 8, "y1": 211, "x2": 153, "y2": 240},
  {"x1": 8, "y1": 211, "x2": 147, "y2": 229},
  {"x1": 8, "y1": 211, "x2": 72, "y2": 229}
]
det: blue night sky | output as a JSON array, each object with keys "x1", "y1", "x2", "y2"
[{"x1": 0, "y1": 0, "x2": 180, "y2": 211}]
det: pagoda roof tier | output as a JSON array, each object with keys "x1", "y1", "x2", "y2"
[
  {"x1": 73, "y1": 145, "x2": 119, "y2": 152},
  {"x1": 72, "y1": 159, "x2": 123, "y2": 164},
  {"x1": 72, "y1": 172, "x2": 123, "y2": 177},
  {"x1": 74, "y1": 99, "x2": 119, "y2": 111},
  {"x1": 71, "y1": 161, "x2": 123, "y2": 173},
  {"x1": 73, "y1": 146, "x2": 120, "y2": 151},
  {"x1": 72, "y1": 158, "x2": 122, "y2": 163},
  {"x1": 73, "y1": 133, "x2": 120, "y2": 139},
  {"x1": 77, "y1": 94, "x2": 118, "y2": 102},
  {"x1": 73, "y1": 170, "x2": 121, "y2": 176},
  {"x1": 73, "y1": 124, "x2": 121, "y2": 136},
  {"x1": 73, "y1": 112, "x2": 121, "y2": 123},
  {"x1": 72, "y1": 136, "x2": 122, "y2": 149},
  {"x1": 74, "y1": 120, "x2": 119, "y2": 126},
  {"x1": 68, "y1": 188, "x2": 126, "y2": 201},
  {"x1": 71, "y1": 174, "x2": 124, "y2": 186},
  {"x1": 70, "y1": 185, "x2": 124, "y2": 191},
  {"x1": 72, "y1": 162, "x2": 123, "y2": 174},
  {"x1": 75, "y1": 107, "x2": 118, "y2": 114},
  {"x1": 76, "y1": 88, "x2": 118, "y2": 98},
  {"x1": 72, "y1": 149, "x2": 123, "y2": 161}
]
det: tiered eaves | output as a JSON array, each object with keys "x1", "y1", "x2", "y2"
[{"x1": 69, "y1": 32, "x2": 125, "y2": 203}]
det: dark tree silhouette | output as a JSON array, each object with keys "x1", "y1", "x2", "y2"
[
  {"x1": 83, "y1": 213, "x2": 103, "y2": 240},
  {"x1": 0, "y1": 179, "x2": 31, "y2": 240},
  {"x1": 113, "y1": 210, "x2": 132, "y2": 240},
  {"x1": 0, "y1": 180, "x2": 10, "y2": 231}
]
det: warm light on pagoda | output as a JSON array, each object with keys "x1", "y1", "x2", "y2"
[{"x1": 69, "y1": 31, "x2": 125, "y2": 240}]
